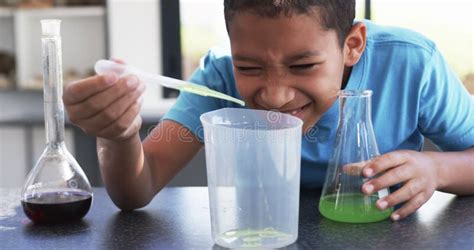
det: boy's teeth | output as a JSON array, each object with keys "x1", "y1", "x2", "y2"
[
  {"x1": 290, "y1": 107, "x2": 303, "y2": 115},
  {"x1": 282, "y1": 104, "x2": 307, "y2": 115}
]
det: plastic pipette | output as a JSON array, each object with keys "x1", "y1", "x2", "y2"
[{"x1": 94, "y1": 60, "x2": 245, "y2": 106}]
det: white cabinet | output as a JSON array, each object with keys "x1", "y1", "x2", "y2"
[
  {"x1": 1, "y1": 4, "x2": 169, "y2": 108},
  {"x1": 13, "y1": 6, "x2": 106, "y2": 90},
  {"x1": 0, "y1": 127, "x2": 26, "y2": 188},
  {"x1": 0, "y1": 126, "x2": 75, "y2": 188},
  {"x1": 0, "y1": 8, "x2": 14, "y2": 52},
  {"x1": 0, "y1": 7, "x2": 14, "y2": 89},
  {"x1": 0, "y1": 6, "x2": 106, "y2": 90}
]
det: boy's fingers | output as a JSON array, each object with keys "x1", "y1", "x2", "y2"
[
  {"x1": 364, "y1": 151, "x2": 409, "y2": 177},
  {"x1": 362, "y1": 164, "x2": 410, "y2": 194},
  {"x1": 67, "y1": 75, "x2": 141, "y2": 120},
  {"x1": 63, "y1": 73, "x2": 118, "y2": 105},
  {"x1": 74, "y1": 83, "x2": 145, "y2": 131},
  {"x1": 390, "y1": 191, "x2": 428, "y2": 221},
  {"x1": 374, "y1": 179, "x2": 421, "y2": 210},
  {"x1": 342, "y1": 160, "x2": 370, "y2": 176},
  {"x1": 110, "y1": 58, "x2": 126, "y2": 64}
]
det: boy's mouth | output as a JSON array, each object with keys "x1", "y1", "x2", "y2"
[{"x1": 281, "y1": 103, "x2": 311, "y2": 119}]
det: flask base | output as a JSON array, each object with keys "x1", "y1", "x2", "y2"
[
  {"x1": 22, "y1": 191, "x2": 92, "y2": 224},
  {"x1": 319, "y1": 193, "x2": 392, "y2": 223}
]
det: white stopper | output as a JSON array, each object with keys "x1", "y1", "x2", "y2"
[{"x1": 41, "y1": 19, "x2": 61, "y2": 37}]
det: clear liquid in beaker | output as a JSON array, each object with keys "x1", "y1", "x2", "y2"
[{"x1": 216, "y1": 227, "x2": 294, "y2": 249}]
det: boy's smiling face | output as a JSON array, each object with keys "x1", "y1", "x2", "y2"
[{"x1": 228, "y1": 10, "x2": 364, "y2": 132}]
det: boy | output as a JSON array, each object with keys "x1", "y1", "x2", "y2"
[{"x1": 63, "y1": 0, "x2": 474, "y2": 221}]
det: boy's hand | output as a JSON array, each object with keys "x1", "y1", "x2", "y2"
[
  {"x1": 361, "y1": 150, "x2": 439, "y2": 221},
  {"x1": 63, "y1": 72, "x2": 146, "y2": 142}
]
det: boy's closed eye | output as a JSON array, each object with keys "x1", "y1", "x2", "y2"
[
  {"x1": 289, "y1": 63, "x2": 317, "y2": 71},
  {"x1": 235, "y1": 66, "x2": 263, "y2": 75},
  {"x1": 236, "y1": 63, "x2": 317, "y2": 73}
]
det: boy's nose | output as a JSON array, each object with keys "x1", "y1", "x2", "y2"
[{"x1": 258, "y1": 85, "x2": 295, "y2": 110}]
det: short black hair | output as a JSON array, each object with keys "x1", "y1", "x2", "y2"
[{"x1": 224, "y1": 0, "x2": 356, "y2": 47}]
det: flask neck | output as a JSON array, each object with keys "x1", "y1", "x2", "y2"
[
  {"x1": 338, "y1": 94, "x2": 373, "y2": 125},
  {"x1": 335, "y1": 90, "x2": 380, "y2": 160},
  {"x1": 45, "y1": 100, "x2": 65, "y2": 144},
  {"x1": 42, "y1": 37, "x2": 65, "y2": 144}
]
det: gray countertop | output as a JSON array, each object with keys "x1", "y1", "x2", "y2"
[{"x1": 1, "y1": 187, "x2": 473, "y2": 249}]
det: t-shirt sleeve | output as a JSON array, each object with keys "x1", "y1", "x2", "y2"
[
  {"x1": 161, "y1": 50, "x2": 233, "y2": 141},
  {"x1": 418, "y1": 47, "x2": 474, "y2": 151}
]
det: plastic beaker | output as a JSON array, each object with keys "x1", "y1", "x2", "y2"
[{"x1": 200, "y1": 108, "x2": 303, "y2": 249}]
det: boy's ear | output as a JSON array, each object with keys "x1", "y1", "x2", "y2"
[{"x1": 343, "y1": 22, "x2": 367, "y2": 67}]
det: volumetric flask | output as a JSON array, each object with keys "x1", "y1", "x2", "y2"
[
  {"x1": 319, "y1": 90, "x2": 392, "y2": 223},
  {"x1": 21, "y1": 20, "x2": 93, "y2": 224}
]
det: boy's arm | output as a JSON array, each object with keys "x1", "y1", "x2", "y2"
[
  {"x1": 430, "y1": 147, "x2": 474, "y2": 195},
  {"x1": 63, "y1": 72, "x2": 203, "y2": 210},
  {"x1": 98, "y1": 120, "x2": 202, "y2": 210}
]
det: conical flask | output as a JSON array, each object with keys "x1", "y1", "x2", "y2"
[
  {"x1": 319, "y1": 90, "x2": 392, "y2": 223},
  {"x1": 21, "y1": 20, "x2": 93, "y2": 224}
]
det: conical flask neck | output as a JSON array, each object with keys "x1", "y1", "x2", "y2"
[
  {"x1": 334, "y1": 90, "x2": 380, "y2": 159},
  {"x1": 338, "y1": 90, "x2": 373, "y2": 125}
]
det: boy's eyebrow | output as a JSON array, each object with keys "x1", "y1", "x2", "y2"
[
  {"x1": 285, "y1": 51, "x2": 323, "y2": 63},
  {"x1": 232, "y1": 50, "x2": 323, "y2": 64},
  {"x1": 232, "y1": 55, "x2": 263, "y2": 64}
]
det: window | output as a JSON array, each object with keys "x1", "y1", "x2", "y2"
[
  {"x1": 370, "y1": 0, "x2": 474, "y2": 94},
  {"x1": 180, "y1": 0, "x2": 228, "y2": 80}
]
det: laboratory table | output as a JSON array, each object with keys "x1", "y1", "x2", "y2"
[{"x1": 1, "y1": 187, "x2": 473, "y2": 249}]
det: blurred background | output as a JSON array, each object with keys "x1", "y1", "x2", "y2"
[{"x1": 0, "y1": 0, "x2": 472, "y2": 188}]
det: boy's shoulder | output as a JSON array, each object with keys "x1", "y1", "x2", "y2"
[
  {"x1": 363, "y1": 20, "x2": 436, "y2": 54},
  {"x1": 199, "y1": 46, "x2": 233, "y2": 71},
  {"x1": 190, "y1": 46, "x2": 237, "y2": 94}
]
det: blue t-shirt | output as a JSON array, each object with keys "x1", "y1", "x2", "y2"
[{"x1": 162, "y1": 20, "x2": 474, "y2": 188}]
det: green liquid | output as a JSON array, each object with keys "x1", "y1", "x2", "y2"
[
  {"x1": 319, "y1": 193, "x2": 392, "y2": 223},
  {"x1": 181, "y1": 84, "x2": 245, "y2": 106}
]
